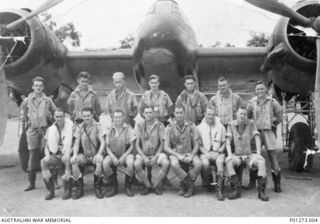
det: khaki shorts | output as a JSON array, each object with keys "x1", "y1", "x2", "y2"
[
  {"x1": 226, "y1": 154, "x2": 265, "y2": 169},
  {"x1": 259, "y1": 129, "x2": 277, "y2": 151},
  {"x1": 26, "y1": 127, "x2": 46, "y2": 150},
  {"x1": 136, "y1": 153, "x2": 168, "y2": 166}
]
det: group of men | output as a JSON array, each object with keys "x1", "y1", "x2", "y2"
[{"x1": 20, "y1": 70, "x2": 283, "y2": 202}]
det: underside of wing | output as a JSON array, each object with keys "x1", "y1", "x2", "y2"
[{"x1": 196, "y1": 47, "x2": 268, "y2": 100}]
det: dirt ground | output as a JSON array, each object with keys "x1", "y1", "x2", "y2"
[{"x1": 0, "y1": 119, "x2": 320, "y2": 217}]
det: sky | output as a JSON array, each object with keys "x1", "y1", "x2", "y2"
[{"x1": 0, "y1": 0, "x2": 302, "y2": 49}]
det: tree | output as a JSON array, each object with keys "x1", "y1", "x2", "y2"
[
  {"x1": 247, "y1": 32, "x2": 269, "y2": 47},
  {"x1": 40, "y1": 13, "x2": 81, "y2": 47},
  {"x1": 119, "y1": 33, "x2": 135, "y2": 49}
]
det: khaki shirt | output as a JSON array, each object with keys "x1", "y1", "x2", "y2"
[
  {"x1": 74, "y1": 120, "x2": 103, "y2": 158},
  {"x1": 208, "y1": 90, "x2": 244, "y2": 125},
  {"x1": 67, "y1": 85, "x2": 101, "y2": 121},
  {"x1": 175, "y1": 90, "x2": 208, "y2": 125},
  {"x1": 135, "y1": 119, "x2": 165, "y2": 156},
  {"x1": 247, "y1": 95, "x2": 282, "y2": 130},
  {"x1": 226, "y1": 119, "x2": 260, "y2": 155},
  {"x1": 21, "y1": 93, "x2": 56, "y2": 128},
  {"x1": 197, "y1": 117, "x2": 226, "y2": 153},
  {"x1": 164, "y1": 120, "x2": 199, "y2": 155},
  {"x1": 105, "y1": 88, "x2": 138, "y2": 125},
  {"x1": 106, "y1": 123, "x2": 136, "y2": 158},
  {"x1": 140, "y1": 90, "x2": 173, "y2": 122}
]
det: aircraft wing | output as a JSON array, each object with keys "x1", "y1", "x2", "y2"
[
  {"x1": 65, "y1": 49, "x2": 142, "y2": 109},
  {"x1": 195, "y1": 47, "x2": 268, "y2": 99}
]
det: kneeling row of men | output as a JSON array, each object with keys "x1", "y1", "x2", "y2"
[{"x1": 41, "y1": 104, "x2": 270, "y2": 202}]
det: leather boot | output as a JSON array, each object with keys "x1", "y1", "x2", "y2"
[
  {"x1": 228, "y1": 175, "x2": 241, "y2": 200},
  {"x1": 257, "y1": 176, "x2": 269, "y2": 201},
  {"x1": 24, "y1": 170, "x2": 36, "y2": 191},
  {"x1": 62, "y1": 178, "x2": 72, "y2": 200},
  {"x1": 184, "y1": 175, "x2": 195, "y2": 198},
  {"x1": 73, "y1": 178, "x2": 83, "y2": 200},
  {"x1": 94, "y1": 175, "x2": 104, "y2": 199},
  {"x1": 106, "y1": 172, "x2": 118, "y2": 197},
  {"x1": 272, "y1": 169, "x2": 282, "y2": 193},
  {"x1": 44, "y1": 177, "x2": 55, "y2": 200},
  {"x1": 178, "y1": 180, "x2": 187, "y2": 196},
  {"x1": 125, "y1": 175, "x2": 134, "y2": 197},
  {"x1": 132, "y1": 174, "x2": 144, "y2": 187},
  {"x1": 162, "y1": 176, "x2": 172, "y2": 187},
  {"x1": 245, "y1": 169, "x2": 257, "y2": 190},
  {"x1": 216, "y1": 175, "x2": 224, "y2": 201}
]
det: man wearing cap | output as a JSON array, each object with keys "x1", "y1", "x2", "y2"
[
  {"x1": 164, "y1": 105, "x2": 202, "y2": 198},
  {"x1": 67, "y1": 71, "x2": 101, "y2": 123},
  {"x1": 105, "y1": 72, "x2": 138, "y2": 127},
  {"x1": 140, "y1": 74, "x2": 173, "y2": 126},
  {"x1": 197, "y1": 106, "x2": 226, "y2": 201},
  {"x1": 21, "y1": 76, "x2": 56, "y2": 191},
  {"x1": 70, "y1": 107, "x2": 105, "y2": 199},
  {"x1": 40, "y1": 108, "x2": 73, "y2": 200},
  {"x1": 247, "y1": 80, "x2": 282, "y2": 193},
  {"x1": 101, "y1": 109, "x2": 136, "y2": 197},
  {"x1": 175, "y1": 75, "x2": 208, "y2": 125},
  {"x1": 134, "y1": 105, "x2": 170, "y2": 195},
  {"x1": 225, "y1": 107, "x2": 269, "y2": 201}
]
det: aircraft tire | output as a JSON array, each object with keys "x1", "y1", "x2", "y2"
[
  {"x1": 288, "y1": 122, "x2": 313, "y2": 172},
  {"x1": 18, "y1": 130, "x2": 29, "y2": 172}
]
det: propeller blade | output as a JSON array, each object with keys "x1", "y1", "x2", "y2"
[
  {"x1": 244, "y1": 0, "x2": 312, "y2": 27},
  {"x1": 314, "y1": 38, "x2": 320, "y2": 149},
  {"x1": 0, "y1": 48, "x2": 8, "y2": 146},
  {"x1": 4, "y1": 0, "x2": 64, "y2": 32}
]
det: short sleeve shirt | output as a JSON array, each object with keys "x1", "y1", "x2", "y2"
[
  {"x1": 226, "y1": 119, "x2": 260, "y2": 155},
  {"x1": 140, "y1": 90, "x2": 173, "y2": 122},
  {"x1": 164, "y1": 120, "x2": 199, "y2": 154},
  {"x1": 134, "y1": 119, "x2": 165, "y2": 156},
  {"x1": 74, "y1": 120, "x2": 103, "y2": 158},
  {"x1": 106, "y1": 123, "x2": 136, "y2": 158}
]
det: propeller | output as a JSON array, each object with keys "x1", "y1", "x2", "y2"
[
  {"x1": 245, "y1": 0, "x2": 320, "y2": 148},
  {"x1": 0, "y1": 0, "x2": 64, "y2": 146},
  {"x1": 0, "y1": 0, "x2": 64, "y2": 35}
]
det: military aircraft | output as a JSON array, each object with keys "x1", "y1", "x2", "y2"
[{"x1": 0, "y1": 0, "x2": 320, "y2": 171}]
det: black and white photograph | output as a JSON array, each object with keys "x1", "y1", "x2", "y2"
[{"x1": 0, "y1": 0, "x2": 320, "y2": 220}]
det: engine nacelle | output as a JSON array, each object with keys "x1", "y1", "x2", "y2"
[
  {"x1": 0, "y1": 9, "x2": 67, "y2": 95},
  {"x1": 262, "y1": 1, "x2": 319, "y2": 94}
]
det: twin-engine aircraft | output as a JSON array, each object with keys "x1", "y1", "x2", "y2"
[{"x1": 1, "y1": 0, "x2": 320, "y2": 171}]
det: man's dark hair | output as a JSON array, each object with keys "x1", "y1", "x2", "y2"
[
  {"x1": 184, "y1": 75, "x2": 196, "y2": 82},
  {"x1": 142, "y1": 105, "x2": 154, "y2": 113},
  {"x1": 149, "y1": 74, "x2": 160, "y2": 82},
  {"x1": 174, "y1": 104, "x2": 185, "y2": 112},
  {"x1": 113, "y1": 109, "x2": 124, "y2": 115},
  {"x1": 238, "y1": 106, "x2": 247, "y2": 111},
  {"x1": 55, "y1": 107, "x2": 65, "y2": 115},
  {"x1": 206, "y1": 105, "x2": 216, "y2": 113},
  {"x1": 32, "y1": 76, "x2": 44, "y2": 84},
  {"x1": 82, "y1": 107, "x2": 93, "y2": 114},
  {"x1": 218, "y1": 76, "x2": 229, "y2": 83},
  {"x1": 78, "y1": 71, "x2": 91, "y2": 80},
  {"x1": 255, "y1": 80, "x2": 267, "y2": 88}
]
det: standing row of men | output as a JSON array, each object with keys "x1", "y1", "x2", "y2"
[{"x1": 21, "y1": 71, "x2": 282, "y2": 202}]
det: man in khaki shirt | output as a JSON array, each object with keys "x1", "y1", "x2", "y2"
[
  {"x1": 100, "y1": 109, "x2": 136, "y2": 197},
  {"x1": 105, "y1": 72, "x2": 138, "y2": 127},
  {"x1": 208, "y1": 76, "x2": 244, "y2": 128},
  {"x1": 164, "y1": 105, "x2": 202, "y2": 198},
  {"x1": 134, "y1": 105, "x2": 170, "y2": 195},
  {"x1": 247, "y1": 80, "x2": 282, "y2": 193},
  {"x1": 139, "y1": 74, "x2": 173, "y2": 126},
  {"x1": 226, "y1": 107, "x2": 269, "y2": 201},
  {"x1": 21, "y1": 76, "x2": 56, "y2": 191},
  {"x1": 175, "y1": 75, "x2": 207, "y2": 125},
  {"x1": 67, "y1": 71, "x2": 101, "y2": 123},
  {"x1": 71, "y1": 107, "x2": 106, "y2": 199}
]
